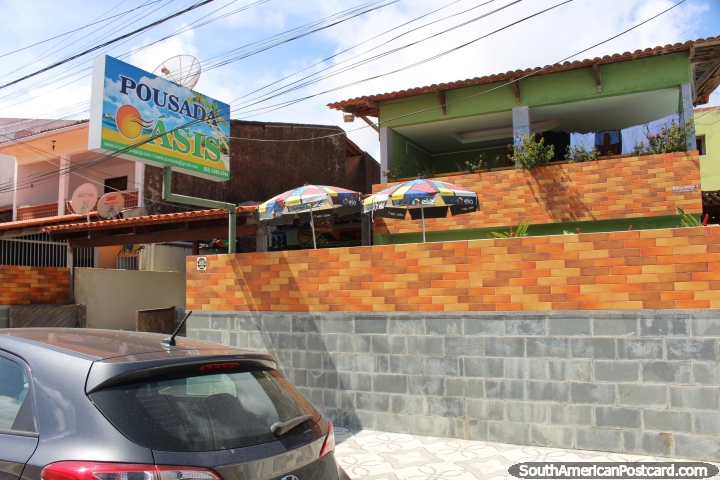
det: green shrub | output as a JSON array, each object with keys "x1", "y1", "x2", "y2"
[
  {"x1": 676, "y1": 207, "x2": 701, "y2": 227},
  {"x1": 565, "y1": 144, "x2": 600, "y2": 163},
  {"x1": 491, "y1": 220, "x2": 530, "y2": 238},
  {"x1": 384, "y1": 166, "x2": 403, "y2": 182},
  {"x1": 457, "y1": 153, "x2": 499, "y2": 174},
  {"x1": 632, "y1": 119, "x2": 693, "y2": 155},
  {"x1": 509, "y1": 136, "x2": 554, "y2": 170}
]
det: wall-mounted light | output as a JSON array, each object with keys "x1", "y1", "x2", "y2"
[
  {"x1": 51, "y1": 140, "x2": 56, "y2": 151},
  {"x1": 343, "y1": 113, "x2": 355, "y2": 123}
]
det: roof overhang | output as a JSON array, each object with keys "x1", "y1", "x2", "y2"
[
  {"x1": 43, "y1": 206, "x2": 257, "y2": 248},
  {"x1": 0, "y1": 121, "x2": 90, "y2": 161},
  {"x1": 329, "y1": 36, "x2": 720, "y2": 117}
]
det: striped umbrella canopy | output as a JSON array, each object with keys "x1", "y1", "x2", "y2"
[
  {"x1": 257, "y1": 185, "x2": 362, "y2": 248},
  {"x1": 363, "y1": 179, "x2": 478, "y2": 242}
]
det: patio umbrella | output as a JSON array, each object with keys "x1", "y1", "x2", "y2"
[
  {"x1": 257, "y1": 185, "x2": 362, "y2": 249},
  {"x1": 363, "y1": 179, "x2": 479, "y2": 242}
]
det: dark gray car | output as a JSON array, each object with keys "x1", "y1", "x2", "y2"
[{"x1": 0, "y1": 328, "x2": 349, "y2": 480}]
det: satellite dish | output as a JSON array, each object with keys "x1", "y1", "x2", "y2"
[
  {"x1": 153, "y1": 55, "x2": 202, "y2": 89},
  {"x1": 70, "y1": 183, "x2": 98, "y2": 215},
  {"x1": 97, "y1": 192, "x2": 125, "y2": 219},
  {"x1": 13, "y1": 129, "x2": 34, "y2": 140}
]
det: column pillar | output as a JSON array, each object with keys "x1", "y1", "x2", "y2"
[
  {"x1": 512, "y1": 107, "x2": 531, "y2": 168},
  {"x1": 67, "y1": 244, "x2": 75, "y2": 304},
  {"x1": 134, "y1": 162, "x2": 145, "y2": 207},
  {"x1": 256, "y1": 224, "x2": 269, "y2": 252},
  {"x1": 361, "y1": 214, "x2": 371, "y2": 246},
  {"x1": 379, "y1": 127, "x2": 393, "y2": 183},
  {"x1": 12, "y1": 159, "x2": 18, "y2": 222},
  {"x1": 679, "y1": 83, "x2": 696, "y2": 152},
  {"x1": 58, "y1": 155, "x2": 70, "y2": 216}
]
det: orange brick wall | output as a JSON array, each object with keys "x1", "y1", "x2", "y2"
[
  {"x1": 187, "y1": 226, "x2": 720, "y2": 312},
  {"x1": 0, "y1": 266, "x2": 69, "y2": 305},
  {"x1": 372, "y1": 152, "x2": 700, "y2": 235}
]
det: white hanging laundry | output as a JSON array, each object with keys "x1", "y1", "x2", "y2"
[
  {"x1": 621, "y1": 125, "x2": 645, "y2": 154},
  {"x1": 570, "y1": 132, "x2": 595, "y2": 151},
  {"x1": 647, "y1": 113, "x2": 680, "y2": 136},
  {"x1": 621, "y1": 113, "x2": 680, "y2": 154}
]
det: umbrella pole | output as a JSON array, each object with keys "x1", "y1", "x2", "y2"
[
  {"x1": 421, "y1": 205, "x2": 426, "y2": 243},
  {"x1": 309, "y1": 206, "x2": 317, "y2": 249}
]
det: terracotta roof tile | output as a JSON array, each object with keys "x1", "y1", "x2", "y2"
[
  {"x1": 43, "y1": 206, "x2": 256, "y2": 233},
  {"x1": 328, "y1": 37, "x2": 719, "y2": 116},
  {"x1": 0, "y1": 213, "x2": 98, "y2": 232}
]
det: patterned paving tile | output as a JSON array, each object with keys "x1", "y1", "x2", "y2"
[{"x1": 335, "y1": 429, "x2": 720, "y2": 480}]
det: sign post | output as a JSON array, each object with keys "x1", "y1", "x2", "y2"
[{"x1": 88, "y1": 55, "x2": 238, "y2": 253}]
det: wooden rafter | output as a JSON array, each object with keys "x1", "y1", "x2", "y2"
[
  {"x1": 359, "y1": 115, "x2": 380, "y2": 133},
  {"x1": 695, "y1": 59, "x2": 720, "y2": 93},
  {"x1": 511, "y1": 81, "x2": 521, "y2": 104},
  {"x1": 435, "y1": 90, "x2": 447, "y2": 115},
  {"x1": 593, "y1": 64, "x2": 602, "y2": 94},
  {"x1": 691, "y1": 54, "x2": 720, "y2": 64}
]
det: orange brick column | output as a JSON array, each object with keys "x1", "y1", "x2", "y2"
[{"x1": 187, "y1": 226, "x2": 720, "y2": 312}]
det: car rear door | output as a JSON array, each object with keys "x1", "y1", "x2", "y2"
[{"x1": 0, "y1": 353, "x2": 38, "y2": 480}]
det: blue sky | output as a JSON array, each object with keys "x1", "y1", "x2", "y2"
[{"x1": 0, "y1": 0, "x2": 718, "y2": 160}]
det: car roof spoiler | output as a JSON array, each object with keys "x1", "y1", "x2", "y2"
[{"x1": 85, "y1": 354, "x2": 277, "y2": 394}]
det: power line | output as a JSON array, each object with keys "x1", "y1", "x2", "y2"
[
  {"x1": 0, "y1": 0, "x2": 186, "y2": 101},
  {"x1": 230, "y1": 0, "x2": 493, "y2": 108},
  {"x1": 0, "y1": 0, "x2": 215, "y2": 91},
  {"x1": 0, "y1": 0, "x2": 166, "y2": 59},
  {"x1": 0, "y1": 0, "x2": 691, "y2": 199},
  {"x1": 0, "y1": 0, "x2": 480, "y2": 132},
  {"x1": 215, "y1": 0, "x2": 693, "y2": 141},
  {"x1": 0, "y1": 0, "x2": 389, "y2": 116},
  {"x1": 1, "y1": 0, "x2": 147, "y2": 79}
]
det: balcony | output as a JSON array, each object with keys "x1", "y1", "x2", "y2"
[
  {"x1": 371, "y1": 152, "x2": 701, "y2": 237},
  {"x1": 16, "y1": 190, "x2": 140, "y2": 221}
]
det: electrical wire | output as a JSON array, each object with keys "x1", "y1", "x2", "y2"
[
  {"x1": 0, "y1": 0, "x2": 692, "y2": 198},
  {"x1": 0, "y1": 0, "x2": 214, "y2": 91},
  {"x1": 0, "y1": 0, "x2": 480, "y2": 133},
  {"x1": 0, "y1": 0, "x2": 391, "y2": 115},
  {"x1": 1, "y1": 0, "x2": 142, "y2": 79},
  {"x1": 0, "y1": 0, "x2": 187, "y2": 102},
  {"x1": 0, "y1": 0, "x2": 166, "y2": 59}
]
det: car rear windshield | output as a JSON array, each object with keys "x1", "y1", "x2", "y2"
[{"x1": 89, "y1": 367, "x2": 319, "y2": 452}]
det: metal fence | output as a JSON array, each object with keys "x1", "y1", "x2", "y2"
[
  {"x1": 0, "y1": 233, "x2": 94, "y2": 267},
  {"x1": 116, "y1": 254, "x2": 138, "y2": 270}
]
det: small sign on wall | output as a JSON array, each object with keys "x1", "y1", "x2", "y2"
[
  {"x1": 672, "y1": 184, "x2": 699, "y2": 193},
  {"x1": 196, "y1": 257, "x2": 207, "y2": 271}
]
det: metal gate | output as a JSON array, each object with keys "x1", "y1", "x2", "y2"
[
  {"x1": 0, "y1": 233, "x2": 94, "y2": 267},
  {"x1": 9, "y1": 304, "x2": 85, "y2": 328}
]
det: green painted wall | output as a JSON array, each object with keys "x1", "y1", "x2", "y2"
[
  {"x1": 391, "y1": 130, "x2": 506, "y2": 177},
  {"x1": 696, "y1": 109, "x2": 720, "y2": 191},
  {"x1": 390, "y1": 130, "x2": 431, "y2": 178},
  {"x1": 373, "y1": 215, "x2": 689, "y2": 245},
  {"x1": 380, "y1": 53, "x2": 691, "y2": 129}
]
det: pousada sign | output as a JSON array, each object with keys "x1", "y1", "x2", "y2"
[{"x1": 88, "y1": 55, "x2": 230, "y2": 181}]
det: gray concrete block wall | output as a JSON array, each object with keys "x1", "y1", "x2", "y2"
[
  {"x1": 188, "y1": 311, "x2": 720, "y2": 461},
  {"x1": 0, "y1": 306, "x2": 9, "y2": 328}
]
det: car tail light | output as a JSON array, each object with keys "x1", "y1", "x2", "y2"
[
  {"x1": 41, "y1": 462, "x2": 222, "y2": 480},
  {"x1": 198, "y1": 363, "x2": 239, "y2": 372},
  {"x1": 319, "y1": 420, "x2": 336, "y2": 458}
]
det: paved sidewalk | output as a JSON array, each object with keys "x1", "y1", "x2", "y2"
[{"x1": 334, "y1": 428, "x2": 719, "y2": 480}]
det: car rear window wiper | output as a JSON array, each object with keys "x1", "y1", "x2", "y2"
[{"x1": 270, "y1": 414, "x2": 313, "y2": 436}]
